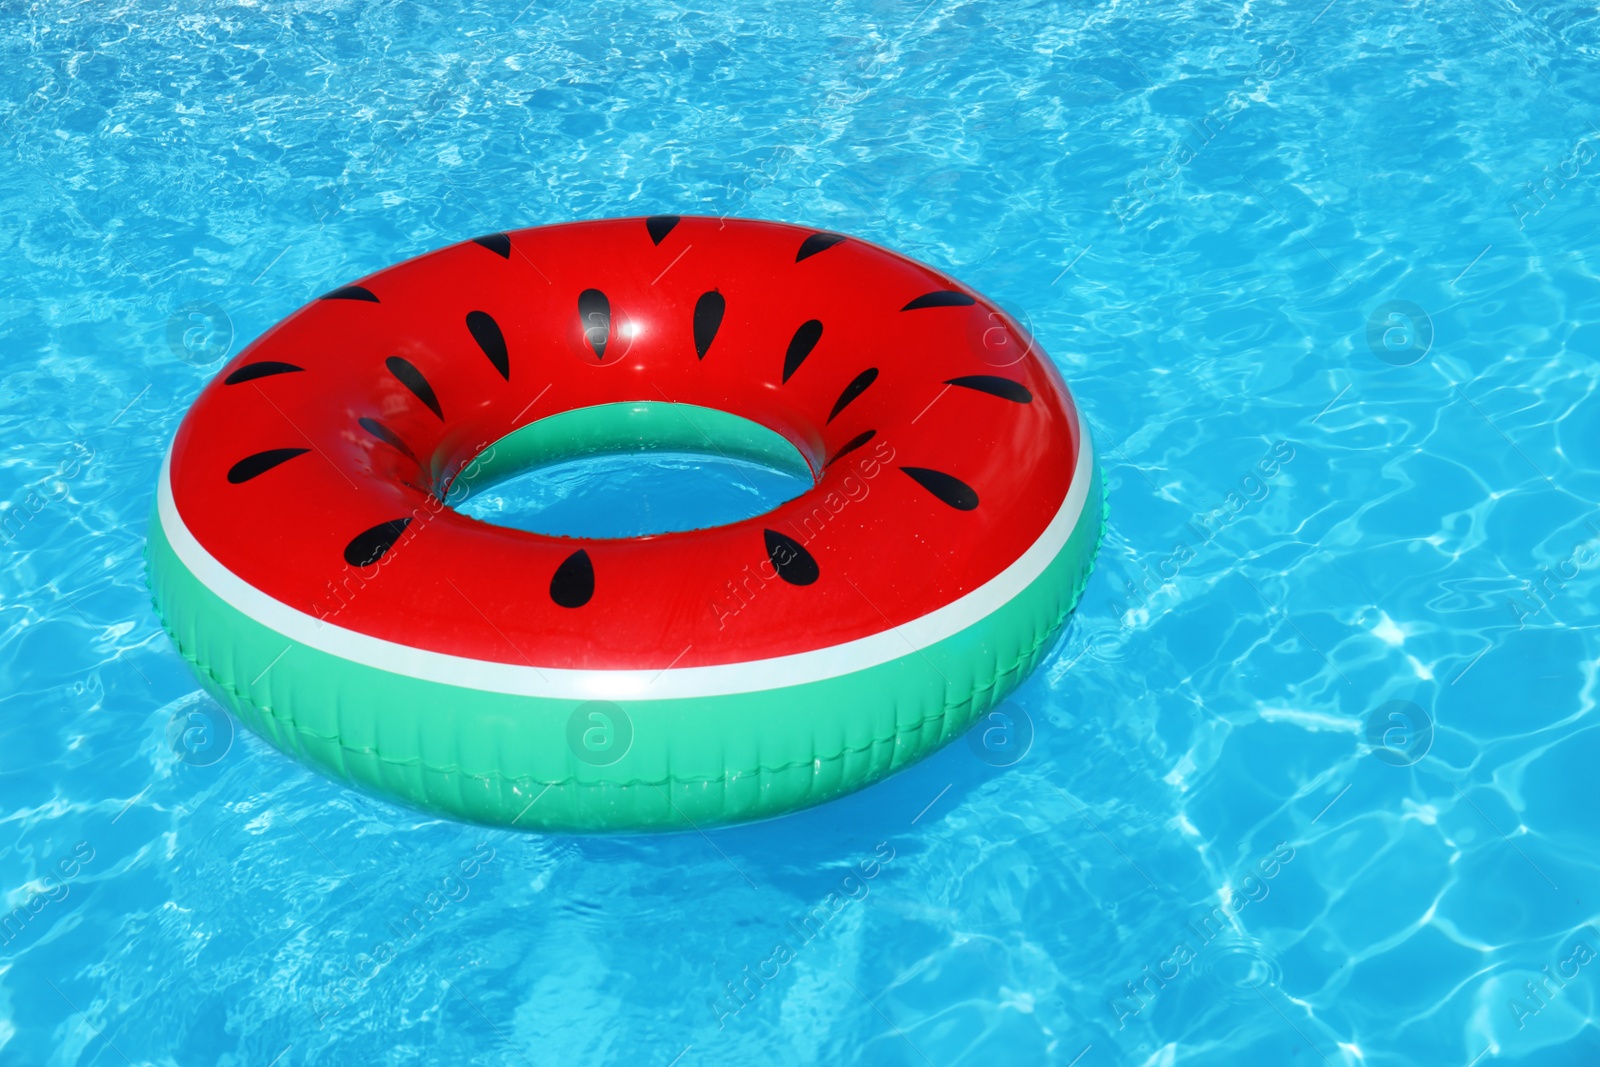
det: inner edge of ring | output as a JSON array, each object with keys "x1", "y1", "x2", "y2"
[{"x1": 438, "y1": 400, "x2": 818, "y2": 538}]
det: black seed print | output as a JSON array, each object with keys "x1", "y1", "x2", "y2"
[
  {"x1": 646, "y1": 216, "x2": 680, "y2": 245},
  {"x1": 796, "y1": 232, "x2": 846, "y2": 262},
  {"x1": 945, "y1": 375, "x2": 1033, "y2": 403},
  {"x1": 693, "y1": 291, "x2": 725, "y2": 360},
  {"x1": 824, "y1": 430, "x2": 875, "y2": 469},
  {"x1": 578, "y1": 289, "x2": 610, "y2": 360},
  {"x1": 782, "y1": 320, "x2": 823, "y2": 383},
  {"x1": 764, "y1": 529, "x2": 819, "y2": 586},
  {"x1": 358, "y1": 417, "x2": 421, "y2": 465},
  {"x1": 827, "y1": 368, "x2": 879, "y2": 424},
  {"x1": 900, "y1": 467, "x2": 979, "y2": 511},
  {"x1": 224, "y1": 361, "x2": 303, "y2": 385},
  {"x1": 344, "y1": 518, "x2": 413, "y2": 567},
  {"x1": 385, "y1": 356, "x2": 444, "y2": 420},
  {"x1": 466, "y1": 310, "x2": 510, "y2": 380},
  {"x1": 472, "y1": 233, "x2": 512, "y2": 258},
  {"x1": 227, "y1": 448, "x2": 309, "y2": 484},
  {"x1": 321, "y1": 285, "x2": 379, "y2": 302},
  {"x1": 900, "y1": 290, "x2": 975, "y2": 311},
  {"x1": 550, "y1": 550, "x2": 595, "y2": 608}
]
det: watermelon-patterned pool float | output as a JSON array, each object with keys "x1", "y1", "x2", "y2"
[{"x1": 147, "y1": 216, "x2": 1105, "y2": 831}]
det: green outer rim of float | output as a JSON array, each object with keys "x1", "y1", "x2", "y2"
[{"x1": 146, "y1": 423, "x2": 1106, "y2": 833}]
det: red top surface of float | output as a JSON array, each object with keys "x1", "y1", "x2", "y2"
[{"x1": 168, "y1": 216, "x2": 1082, "y2": 670}]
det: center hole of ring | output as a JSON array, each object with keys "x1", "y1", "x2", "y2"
[{"x1": 445, "y1": 401, "x2": 815, "y2": 540}]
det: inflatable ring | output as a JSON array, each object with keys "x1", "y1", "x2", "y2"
[{"x1": 148, "y1": 216, "x2": 1105, "y2": 831}]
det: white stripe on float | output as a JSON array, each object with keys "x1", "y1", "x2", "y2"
[{"x1": 157, "y1": 413, "x2": 1095, "y2": 701}]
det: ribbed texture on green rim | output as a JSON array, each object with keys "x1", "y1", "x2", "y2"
[{"x1": 145, "y1": 466, "x2": 1106, "y2": 832}]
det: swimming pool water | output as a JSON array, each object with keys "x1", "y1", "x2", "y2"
[
  {"x1": 3, "y1": 1, "x2": 1599, "y2": 1064},
  {"x1": 454, "y1": 451, "x2": 814, "y2": 539}
]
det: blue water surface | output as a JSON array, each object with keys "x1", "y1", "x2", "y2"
[
  {"x1": 3, "y1": 1, "x2": 1600, "y2": 1064},
  {"x1": 455, "y1": 452, "x2": 813, "y2": 538}
]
